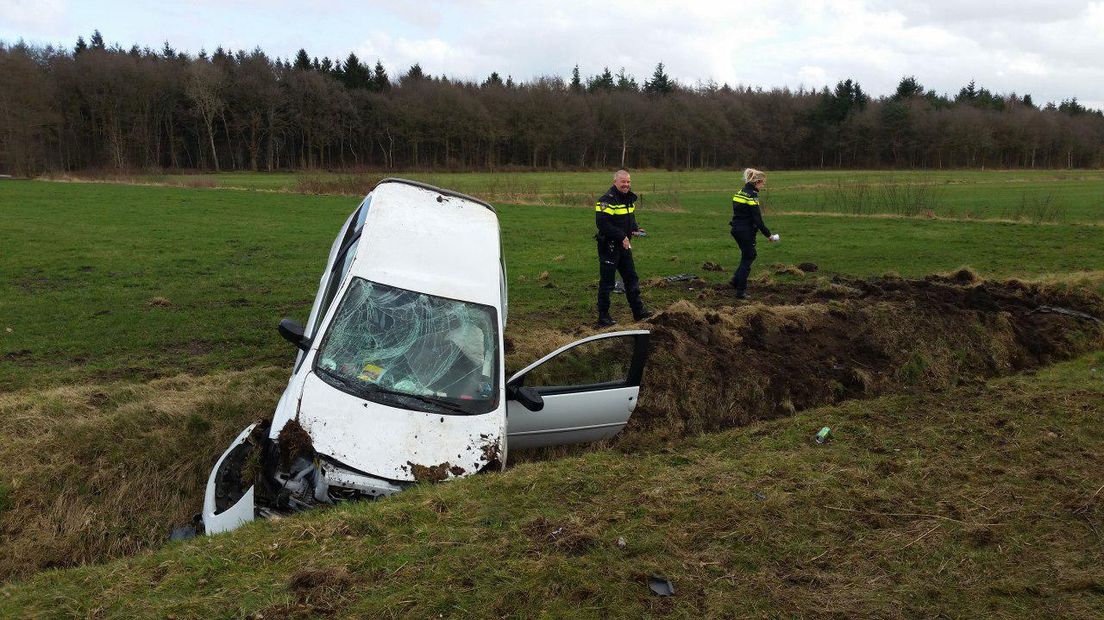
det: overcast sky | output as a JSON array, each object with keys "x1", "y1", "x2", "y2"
[{"x1": 3, "y1": 0, "x2": 1102, "y2": 109}]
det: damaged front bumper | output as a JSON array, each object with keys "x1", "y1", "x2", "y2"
[{"x1": 201, "y1": 422, "x2": 412, "y2": 535}]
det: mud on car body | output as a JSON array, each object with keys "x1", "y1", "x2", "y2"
[{"x1": 203, "y1": 179, "x2": 651, "y2": 534}]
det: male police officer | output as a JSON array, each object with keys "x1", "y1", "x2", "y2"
[{"x1": 595, "y1": 170, "x2": 651, "y2": 327}]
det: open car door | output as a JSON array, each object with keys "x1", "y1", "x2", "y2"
[{"x1": 505, "y1": 330, "x2": 650, "y2": 450}]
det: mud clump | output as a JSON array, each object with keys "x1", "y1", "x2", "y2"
[
  {"x1": 701, "y1": 261, "x2": 724, "y2": 272},
  {"x1": 278, "y1": 419, "x2": 315, "y2": 468},
  {"x1": 481, "y1": 440, "x2": 502, "y2": 470},
  {"x1": 629, "y1": 275, "x2": 1104, "y2": 440},
  {"x1": 407, "y1": 461, "x2": 451, "y2": 483}
]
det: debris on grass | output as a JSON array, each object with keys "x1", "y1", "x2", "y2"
[
  {"x1": 701, "y1": 261, "x2": 724, "y2": 272},
  {"x1": 146, "y1": 296, "x2": 173, "y2": 307},
  {"x1": 537, "y1": 271, "x2": 550, "y2": 281},
  {"x1": 648, "y1": 575, "x2": 675, "y2": 596}
]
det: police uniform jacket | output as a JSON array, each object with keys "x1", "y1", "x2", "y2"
[
  {"x1": 595, "y1": 186, "x2": 639, "y2": 244},
  {"x1": 730, "y1": 182, "x2": 772, "y2": 237}
]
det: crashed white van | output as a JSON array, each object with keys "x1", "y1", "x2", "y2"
[{"x1": 203, "y1": 179, "x2": 651, "y2": 534}]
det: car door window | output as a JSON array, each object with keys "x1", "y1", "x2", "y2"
[
  {"x1": 512, "y1": 331, "x2": 648, "y2": 395},
  {"x1": 315, "y1": 233, "x2": 361, "y2": 329},
  {"x1": 522, "y1": 336, "x2": 635, "y2": 391}
]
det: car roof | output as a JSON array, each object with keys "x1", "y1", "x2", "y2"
[{"x1": 347, "y1": 179, "x2": 502, "y2": 307}]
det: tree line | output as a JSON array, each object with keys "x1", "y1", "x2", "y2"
[{"x1": 1, "y1": 32, "x2": 1103, "y2": 175}]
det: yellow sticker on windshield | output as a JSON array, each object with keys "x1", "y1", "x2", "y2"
[{"x1": 357, "y1": 363, "x2": 383, "y2": 383}]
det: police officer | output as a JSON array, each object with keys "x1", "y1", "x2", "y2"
[
  {"x1": 729, "y1": 168, "x2": 779, "y2": 299},
  {"x1": 595, "y1": 170, "x2": 651, "y2": 327}
]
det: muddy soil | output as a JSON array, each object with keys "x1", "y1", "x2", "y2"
[{"x1": 627, "y1": 272, "x2": 1103, "y2": 442}]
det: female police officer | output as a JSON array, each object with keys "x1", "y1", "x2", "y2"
[{"x1": 729, "y1": 168, "x2": 779, "y2": 299}]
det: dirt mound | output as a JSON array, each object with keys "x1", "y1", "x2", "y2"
[{"x1": 628, "y1": 275, "x2": 1103, "y2": 442}]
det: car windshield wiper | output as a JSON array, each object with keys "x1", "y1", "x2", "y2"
[
  {"x1": 317, "y1": 368, "x2": 470, "y2": 414},
  {"x1": 363, "y1": 383, "x2": 471, "y2": 414}
]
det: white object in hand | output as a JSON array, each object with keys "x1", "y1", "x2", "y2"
[{"x1": 770, "y1": 234, "x2": 780, "y2": 242}]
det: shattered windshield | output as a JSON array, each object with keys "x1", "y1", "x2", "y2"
[{"x1": 315, "y1": 278, "x2": 499, "y2": 415}]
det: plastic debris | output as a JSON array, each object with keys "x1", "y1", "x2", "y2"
[
  {"x1": 648, "y1": 575, "x2": 675, "y2": 596},
  {"x1": 815, "y1": 427, "x2": 832, "y2": 444},
  {"x1": 617, "y1": 537, "x2": 627, "y2": 549}
]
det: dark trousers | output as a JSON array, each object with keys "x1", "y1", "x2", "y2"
[
  {"x1": 597, "y1": 241, "x2": 643, "y2": 315},
  {"x1": 730, "y1": 229, "x2": 757, "y2": 293}
]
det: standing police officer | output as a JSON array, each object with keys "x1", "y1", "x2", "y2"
[{"x1": 595, "y1": 170, "x2": 651, "y2": 327}]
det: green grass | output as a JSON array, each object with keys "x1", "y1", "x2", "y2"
[
  {"x1": 3, "y1": 179, "x2": 1104, "y2": 391},
  {"x1": 1, "y1": 173, "x2": 1102, "y2": 615},
  {"x1": 120, "y1": 169, "x2": 1104, "y2": 223},
  {"x1": 3, "y1": 351, "x2": 1101, "y2": 617}
]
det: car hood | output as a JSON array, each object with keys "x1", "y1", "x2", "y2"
[{"x1": 294, "y1": 372, "x2": 505, "y2": 483}]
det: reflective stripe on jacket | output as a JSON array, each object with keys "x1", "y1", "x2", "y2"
[
  {"x1": 730, "y1": 182, "x2": 772, "y2": 237},
  {"x1": 595, "y1": 185, "x2": 639, "y2": 242}
]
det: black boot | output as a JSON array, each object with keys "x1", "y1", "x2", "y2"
[
  {"x1": 735, "y1": 291, "x2": 750, "y2": 300},
  {"x1": 632, "y1": 306, "x2": 653, "y2": 321},
  {"x1": 597, "y1": 312, "x2": 616, "y2": 327}
]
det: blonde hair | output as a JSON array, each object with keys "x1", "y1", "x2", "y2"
[{"x1": 743, "y1": 168, "x2": 765, "y2": 184}]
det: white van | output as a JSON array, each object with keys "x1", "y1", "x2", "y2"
[{"x1": 203, "y1": 179, "x2": 651, "y2": 534}]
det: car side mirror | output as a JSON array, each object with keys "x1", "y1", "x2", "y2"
[
  {"x1": 507, "y1": 383, "x2": 544, "y2": 412},
  {"x1": 278, "y1": 318, "x2": 311, "y2": 352}
]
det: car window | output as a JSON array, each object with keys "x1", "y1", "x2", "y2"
[
  {"x1": 522, "y1": 336, "x2": 635, "y2": 389},
  {"x1": 315, "y1": 233, "x2": 361, "y2": 329},
  {"x1": 315, "y1": 278, "x2": 500, "y2": 415},
  {"x1": 352, "y1": 195, "x2": 372, "y2": 233}
]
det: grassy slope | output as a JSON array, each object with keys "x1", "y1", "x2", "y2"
[
  {"x1": 4, "y1": 180, "x2": 1104, "y2": 391},
  {"x1": 3, "y1": 351, "x2": 1102, "y2": 618}
]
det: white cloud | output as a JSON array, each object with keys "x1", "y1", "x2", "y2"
[
  {"x1": 0, "y1": 0, "x2": 65, "y2": 34},
  {"x1": 2, "y1": 0, "x2": 1103, "y2": 108}
]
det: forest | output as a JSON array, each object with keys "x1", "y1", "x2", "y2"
[{"x1": 1, "y1": 32, "x2": 1103, "y2": 175}]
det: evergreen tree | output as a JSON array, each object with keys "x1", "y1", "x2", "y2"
[
  {"x1": 1022, "y1": 93, "x2": 1035, "y2": 109},
  {"x1": 74, "y1": 36, "x2": 88, "y2": 56},
  {"x1": 643, "y1": 62, "x2": 673, "y2": 94},
  {"x1": 483, "y1": 71, "x2": 505, "y2": 88},
  {"x1": 505, "y1": 75, "x2": 514, "y2": 88},
  {"x1": 1059, "y1": 98, "x2": 1086, "y2": 115},
  {"x1": 615, "y1": 67, "x2": 638, "y2": 92},
  {"x1": 320, "y1": 56, "x2": 334, "y2": 75},
  {"x1": 293, "y1": 49, "x2": 312, "y2": 71},
  {"x1": 586, "y1": 67, "x2": 614, "y2": 92},
  {"x1": 892, "y1": 75, "x2": 924, "y2": 100},
  {"x1": 570, "y1": 65, "x2": 583, "y2": 93},
  {"x1": 90, "y1": 30, "x2": 105, "y2": 50},
  {"x1": 401, "y1": 63, "x2": 426, "y2": 84},
  {"x1": 340, "y1": 53, "x2": 370, "y2": 89},
  {"x1": 161, "y1": 41, "x2": 175, "y2": 59},
  {"x1": 956, "y1": 80, "x2": 978, "y2": 103},
  {"x1": 372, "y1": 60, "x2": 390, "y2": 90}
]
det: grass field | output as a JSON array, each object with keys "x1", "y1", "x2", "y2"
[
  {"x1": 1, "y1": 170, "x2": 1102, "y2": 616},
  {"x1": 4, "y1": 176, "x2": 1103, "y2": 391}
]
